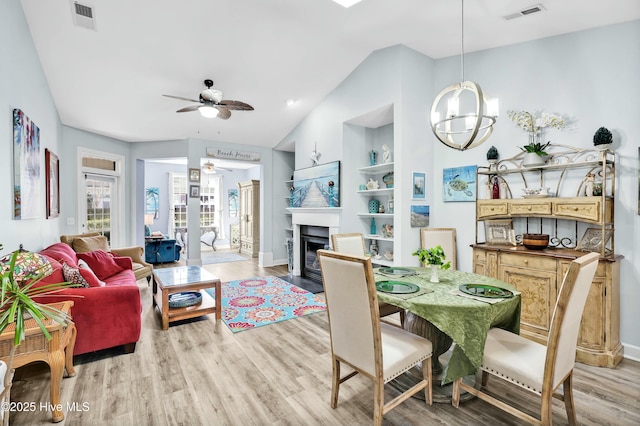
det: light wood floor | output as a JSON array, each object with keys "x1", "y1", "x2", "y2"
[{"x1": 9, "y1": 254, "x2": 640, "y2": 425}]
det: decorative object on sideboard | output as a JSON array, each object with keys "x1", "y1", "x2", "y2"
[
  {"x1": 522, "y1": 233, "x2": 550, "y2": 250},
  {"x1": 577, "y1": 228, "x2": 613, "y2": 254},
  {"x1": 366, "y1": 179, "x2": 379, "y2": 190},
  {"x1": 486, "y1": 146, "x2": 499, "y2": 171},
  {"x1": 484, "y1": 219, "x2": 516, "y2": 246},
  {"x1": 429, "y1": 0, "x2": 498, "y2": 151},
  {"x1": 382, "y1": 144, "x2": 392, "y2": 163},
  {"x1": 593, "y1": 126, "x2": 613, "y2": 149},
  {"x1": 508, "y1": 110, "x2": 565, "y2": 167},
  {"x1": 584, "y1": 173, "x2": 595, "y2": 196}
]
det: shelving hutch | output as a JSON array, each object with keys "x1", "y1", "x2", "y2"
[
  {"x1": 472, "y1": 144, "x2": 622, "y2": 367},
  {"x1": 357, "y1": 162, "x2": 395, "y2": 267}
]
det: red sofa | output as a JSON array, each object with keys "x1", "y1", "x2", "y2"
[{"x1": 36, "y1": 243, "x2": 142, "y2": 356}]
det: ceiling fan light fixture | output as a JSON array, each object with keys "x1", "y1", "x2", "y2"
[
  {"x1": 199, "y1": 106, "x2": 218, "y2": 118},
  {"x1": 332, "y1": 0, "x2": 362, "y2": 8}
]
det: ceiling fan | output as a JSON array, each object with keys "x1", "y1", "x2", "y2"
[
  {"x1": 163, "y1": 79, "x2": 254, "y2": 119},
  {"x1": 202, "y1": 160, "x2": 232, "y2": 174}
]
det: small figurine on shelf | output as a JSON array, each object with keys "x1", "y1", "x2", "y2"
[
  {"x1": 492, "y1": 176, "x2": 500, "y2": 199},
  {"x1": 388, "y1": 196, "x2": 394, "y2": 214},
  {"x1": 378, "y1": 204, "x2": 385, "y2": 214},
  {"x1": 382, "y1": 224, "x2": 393, "y2": 238},
  {"x1": 584, "y1": 173, "x2": 595, "y2": 197},
  {"x1": 366, "y1": 179, "x2": 380, "y2": 190},
  {"x1": 369, "y1": 150, "x2": 377, "y2": 166},
  {"x1": 370, "y1": 241, "x2": 379, "y2": 257},
  {"x1": 382, "y1": 144, "x2": 392, "y2": 163},
  {"x1": 500, "y1": 180, "x2": 507, "y2": 199}
]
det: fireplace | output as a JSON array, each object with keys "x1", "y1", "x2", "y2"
[{"x1": 300, "y1": 225, "x2": 330, "y2": 283}]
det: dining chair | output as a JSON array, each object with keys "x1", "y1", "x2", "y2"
[
  {"x1": 317, "y1": 250, "x2": 433, "y2": 425},
  {"x1": 420, "y1": 228, "x2": 457, "y2": 270},
  {"x1": 331, "y1": 233, "x2": 406, "y2": 326},
  {"x1": 451, "y1": 251, "x2": 600, "y2": 425}
]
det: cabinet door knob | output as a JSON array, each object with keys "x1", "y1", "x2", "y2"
[
  {"x1": 524, "y1": 259, "x2": 528, "y2": 264},
  {"x1": 528, "y1": 206, "x2": 532, "y2": 211}
]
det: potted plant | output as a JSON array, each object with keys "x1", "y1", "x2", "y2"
[
  {"x1": 0, "y1": 246, "x2": 75, "y2": 416},
  {"x1": 486, "y1": 146, "x2": 499, "y2": 162},
  {"x1": 507, "y1": 110, "x2": 565, "y2": 167},
  {"x1": 593, "y1": 127, "x2": 612, "y2": 149},
  {"x1": 412, "y1": 245, "x2": 451, "y2": 282}
]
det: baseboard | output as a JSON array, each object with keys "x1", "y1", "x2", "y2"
[
  {"x1": 259, "y1": 251, "x2": 273, "y2": 267},
  {"x1": 623, "y1": 342, "x2": 640, "y2": 362}
]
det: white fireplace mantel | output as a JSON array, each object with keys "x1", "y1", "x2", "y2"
[{"x1": 289, "y1": 208, "x2": 342, "y2": 276}]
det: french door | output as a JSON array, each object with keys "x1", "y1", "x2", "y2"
[{"x1": 81, "y1": 173, "x2": 119, "y2": 246}]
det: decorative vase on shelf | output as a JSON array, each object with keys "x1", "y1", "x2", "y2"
[
  {"x1": 369, "y1": 150, "x2": 377, "y2": 166},
  {"x1": 430, "y1": 264, "x2": 440, "y2": 283},
  {"x1": 370, "y1": 217, "x2": 377, "y2": 235},
  {"x1": 368, "y1": 199, "x2": 380, "y2": 213}
]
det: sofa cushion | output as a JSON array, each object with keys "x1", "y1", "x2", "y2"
[
  {"x1": 61, "y1": 262, "x2": 91, "y2": 288},
  {"x1": 77, "y1": 250, "x2": 124, "y2": 280},
  {"x1": 72, "y1": 235, "x2": 110, "y2": 253},
  {"x1": 78, "y1": 259, "x2": 106, "y2": 287},
  {"x1": 40, "y1": 243, "x2": 79, "y2": 268}
]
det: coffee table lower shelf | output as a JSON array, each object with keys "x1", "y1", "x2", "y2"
[{"x1": 154, "y1": 289, "x2": 218, "y2": 329}]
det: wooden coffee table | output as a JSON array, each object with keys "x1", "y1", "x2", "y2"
[{"x1": 152, "y1": 266, "x2": 221, "y2": 330}]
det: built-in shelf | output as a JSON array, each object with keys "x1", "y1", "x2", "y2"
[
  {"x1": 365, "y1": 235, "x2": 393, "y2": 242},
  {"x1": 357, "y1": 213, "x2": 394, "y2": 218},
  {"x1": 357, "y1": 188, "x2": 393, "y2": 196},
  {"x1": 284, "y1": 227, "x2": 293, "y2": 232},
  {"x1": 358, "y1": 162, "x2": 394, "y2": 175},
  {"x1": 371, "y1": 258, "x2": 393, "y2": 267},
  {"x1": 287, "y1": 207, "x2": 343, "y2": 213}
]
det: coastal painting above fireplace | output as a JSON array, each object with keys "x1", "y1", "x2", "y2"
[{"x1": 291, "y1": 161, "x2": 340, "y2": 208}]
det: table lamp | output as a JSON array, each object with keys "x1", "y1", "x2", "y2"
[{"x1": 144, "y1": 214, "x2": 154, "y2": 236}]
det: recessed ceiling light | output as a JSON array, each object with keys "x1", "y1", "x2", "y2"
[
  {"x1": 285, "y1": 98, "x2": 297, "y2": 107},
  {"x1": 332, "y1": 0, "x2": 362, "y2": 8}
]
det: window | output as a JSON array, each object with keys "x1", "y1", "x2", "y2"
[{"x1": 169, "y1": 173, "x2": 224, "y2": 238}]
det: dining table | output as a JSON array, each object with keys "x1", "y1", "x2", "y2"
[{"x1": 373, "y1": 266, "x2": 521, "y2": 402}]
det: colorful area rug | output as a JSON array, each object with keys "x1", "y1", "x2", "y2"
[{"x1": 205, "y1": 276, "x2": 326, "y2": 333}]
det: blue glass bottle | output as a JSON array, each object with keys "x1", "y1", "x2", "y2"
[{"x1": 370, "y1": 217, "x2": 376, "y2": 235}]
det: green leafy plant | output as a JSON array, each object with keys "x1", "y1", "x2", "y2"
[
  {"x1": 593, "y1": 127, "x2": 612, "y2": 146},
  {"x1": 412, "y1": 245, "x2": 451, "y2": 269},
  {"x1": 1, "y1": 247, "x2": 76, "y2": 396},
  {"x1": 519, "y1": 140, "x2": 551, "y2": 157}
]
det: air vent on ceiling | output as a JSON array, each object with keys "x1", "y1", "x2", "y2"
[
  {"x1": 504, "y1": 4, "x2": 546, "y2": 20},
  {"x1": 70, "y1": 1, "x2": 96, "y2": 31}
]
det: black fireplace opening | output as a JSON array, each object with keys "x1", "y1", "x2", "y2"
[{"x1": 300, "y1": 225, "x2": 330, "y2": 283}]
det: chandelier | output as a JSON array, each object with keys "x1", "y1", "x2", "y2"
[{"x1": 430, "y1": 0, "x2": 499, "y2": 151}]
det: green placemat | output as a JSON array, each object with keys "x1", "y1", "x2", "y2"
[{"x1": 380, "y1": 287, "x2": 433, "y2": 300}]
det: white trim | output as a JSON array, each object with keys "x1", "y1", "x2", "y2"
[{"x1": 623, "y1": 343, "x2": 640, "y2": 362}]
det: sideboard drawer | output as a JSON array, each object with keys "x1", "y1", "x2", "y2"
[
  {"x1": 510, "y1": 200, "x2": 552, "y2": 216},
  {"x1": 477, "y1": 201, "x2": 509, "y2": 219},
  {"x1": 500, "y1": 252, "x2": 556, "y2": 271},
  {"x1": 554, "y1": 199, "x2": 601, "y2": 222}
]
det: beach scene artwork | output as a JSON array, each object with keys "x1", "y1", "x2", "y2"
[{"x1": 291, "y1": 161, "x2": 340, "y2": 208}]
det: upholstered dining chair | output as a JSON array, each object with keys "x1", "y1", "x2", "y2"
[
  {"x1": 451, "y1": 251, "x2": 600, "y2": 425},
  {"x1": 317, "y1": 250, "x2": 433, "y2": 425},
  {"x1": 331, "y1": 233, "x2": 406, "y2": 326},
  {"x1": 420, "y1": 228, "x2": 457, "y2": 270}
]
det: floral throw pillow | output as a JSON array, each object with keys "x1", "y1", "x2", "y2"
[{"x1": 61, "y1": 262, "x2": 90, "y2": 288}]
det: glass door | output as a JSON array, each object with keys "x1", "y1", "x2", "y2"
[{"x1": 82, "y1": 173, "x2": 118, "y2": 245}]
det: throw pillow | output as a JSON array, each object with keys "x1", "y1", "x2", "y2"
[
  {"x1": 61, "y1": 262, "x2": 90, "y2": 288},
  {"x1": 77, "y1": 250, "x2": 124, "y2": 280},
  {"x1": 77, "y1": 259, "x2": 105, "y2": 287},
  {"x1": 72, "y1": 235, "x2": 110, "y2": 254}
]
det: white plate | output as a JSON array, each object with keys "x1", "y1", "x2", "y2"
[{"x1": 522, "y1": 194, "x2": 550, "y2": 199}]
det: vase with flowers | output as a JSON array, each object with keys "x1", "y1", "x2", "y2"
[
  {"x1": 412, "y1": 245, "x2": 451, "y2": 283},
  {"x1": 507, "y1": 110, "x2": 566, "y2": 167}
]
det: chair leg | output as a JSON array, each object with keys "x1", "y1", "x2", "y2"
[
  {"x1": 330, "y1": 357, "x2": 340, "y2": 408},
  {"x1": 423, "y1": 357, "x2": 433, "y2": 405},
  {"x1": 373, "y1": 379, "x2": 384, "y2": 426},
  {"x1": 452, "y1": 378, "x2": 461, "y2": 408},
  {"x1": 481, "y1": 370, "x2": 489, "y2": 386},
  {"x1": 399, "y1": 309, "x2": 406, "y2": 327},
  {"x1": 563, "y1": 373, "x2": 578, "y2": 426}
]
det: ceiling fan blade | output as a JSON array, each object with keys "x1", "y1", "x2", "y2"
[
  {"x1": 218, "y1": 100, "x2": 254, "y2": 111},
  {"x1": 163, "y1": 94, "x2": 201, "y2": 103},
  {"x1": 216, "y1": 107, "x2": 231, "y2": 120},
  {"x1": 176, "y1": 105, "x2": 202, "y2": 113}
]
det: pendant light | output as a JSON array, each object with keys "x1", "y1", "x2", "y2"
[{"x1": 430, "y1": 0, "x2": 499, "y2": 151}]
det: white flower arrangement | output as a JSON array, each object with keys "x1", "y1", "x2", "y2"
[{"x1": 506, "y1": 110, "x2": 566, "y2": 133}]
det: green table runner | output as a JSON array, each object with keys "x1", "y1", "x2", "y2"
[{"x1": 374, "y1": 267, "x2": 521, "y2": 384}]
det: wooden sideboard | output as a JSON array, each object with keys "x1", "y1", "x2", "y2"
[{"x1": 473, "y1": 244, "x2": 623, "y2": 368}]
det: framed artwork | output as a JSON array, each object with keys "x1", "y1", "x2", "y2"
[
  {"x1": 45, "y1": 149, "x2": 59, "y2": 219},
  {"x1": 12, "y1": 109, "x2": 41, "y2": 219},
  {"x1": 410, "y1": 205, "x2": 430, "y2": 227},
  {"x1": 228, "y1": 189, "x2": 238, "y2": 217},
  {"x1": 577, "y1": 228, "x2": 613, "y2": 253},
  {"x1": 189, "y1": 168, "x2": 201, "y2": 183},
  {"x1": 189, "y1": 185, "x2": 200, "y2": 198},
  {"x1": 443, "y1": 165, "x2": 477, "y2": 202},
  {"x1": 412, "y1": 172, "x2": 426, "y2": 200},
  {"x1": 292, "y1": 161, "x2": 340, "y2": 207},
  {"x1": 145, "y1": 187, "x2": 159, "y2": 218},
  {"x1": 484, "y1": 219, "x2": 516, "y2": 245}
]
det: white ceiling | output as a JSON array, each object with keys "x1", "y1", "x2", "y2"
[{"x1": 20, "y1": 0, "x2": 640, "y2": 151}]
